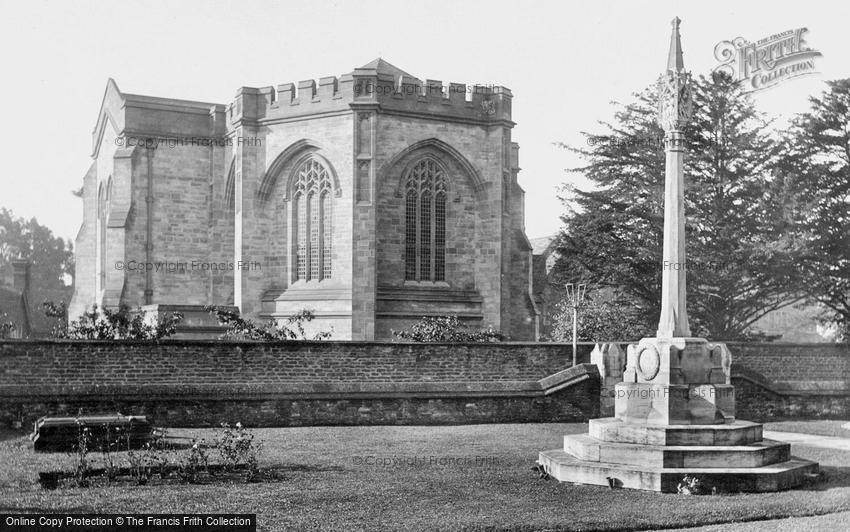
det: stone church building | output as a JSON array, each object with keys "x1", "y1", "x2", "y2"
[{"x1": 69, "y1": 59, "x2": 540, "y2": 340}]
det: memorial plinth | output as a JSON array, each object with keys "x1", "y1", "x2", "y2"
[
  {"x1": 538, "y1": 18, "x2": 818, "y2": 492},
  {"x1": 538, "y1": 337, "x2": 818, "y2": 491}
]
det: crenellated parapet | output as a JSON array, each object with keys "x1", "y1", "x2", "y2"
[
  {"x1": 228, "y1": 62, "x2": 513, "y2": 127},
  {"x1": 351, "y1": 67, "x2": 512, "y2": 125}
]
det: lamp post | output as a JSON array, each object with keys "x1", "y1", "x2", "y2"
[{"x1": 565, "y1": 283, "x2": 587, "y2": 366}]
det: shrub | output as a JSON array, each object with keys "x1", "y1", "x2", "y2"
[
  {"x1": 0, "y1": 312, "x2": 14, "y2": 338},
  {"x1": 393, "y1": 315, "x2": 502, "y2": 342},
  {"x1": 52, "y1": 304, "x2": 183, "y2": 340},
  {"x1": 677, "y1": 475, "x2": 705, "y2": 495},
  {"x1": 177, "y1": 439, "x2": 210, "y2": 484},
  {"x1": 41, "y1": 300, "x2": 67, "y2": 337},
  {"x1": 126, "y1": 434, "x2": 169, "y2": 486},
  {"x1": 206, "y1": 306, "x2": 331, "y2": 341},
  {"x1": 216, "y1": 422, "x2": 263, "y2": 480}
]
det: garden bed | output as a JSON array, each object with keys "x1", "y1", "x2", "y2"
[{"x1": 37, "y1": 463, "x2": 286, "y2": 489}]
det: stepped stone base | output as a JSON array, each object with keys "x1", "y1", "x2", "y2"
[
  {"x1": 539, "y1": 418, "x2": 818, "y2": 493},
  {"x1": 539, "y1": 449, "x2": 818, "y2": 493},
  {"x1": 589, "y1": 418, "x2": 762, "y2": 446}
]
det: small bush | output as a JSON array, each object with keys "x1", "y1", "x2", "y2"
[
  {"x1": 0, "y1": 311, "x2": 14, "y2": 338},
  {"x1": 677, "y1": 475, "x2": 705, "y2": 495},
  {"x1": 216, "y1": 422, "x2": 263, "y2": 480},
  {"x1": 206, "y1": 306, "x2": 331, "y2": 341},
  {"x1": 73, "y1": 426, "x2": 92, "y2": 487},
  {"x1": 177, "y1": 439, "x2": 210, "y2": 484},
  {"x1": 393, "y1": 316, "x2": 502, "y2": 342}
]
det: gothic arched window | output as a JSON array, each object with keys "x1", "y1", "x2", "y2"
[
  {"x1": 405, "y1": 158, "x2": 446, "y2": 282},
  {"x1": 97, "y1": 178, "x2": 112, "y2": 291},
  {"x1": 292, "y1": 158, "x2": 333, "y2": 281}
]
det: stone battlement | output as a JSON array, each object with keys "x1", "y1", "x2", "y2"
[{"x1": 229, "y1": 66, "x2": 513, "y2": 126}]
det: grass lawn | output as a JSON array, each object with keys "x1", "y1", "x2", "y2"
[{"x1": 1, "y1": 423, "x2": 849, "y2": 531}]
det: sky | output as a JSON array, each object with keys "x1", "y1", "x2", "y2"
[{"x1": 0, "y1": 0, "x2": 847, "y2": 243}]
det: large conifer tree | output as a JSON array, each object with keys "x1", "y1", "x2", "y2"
[
  {"x1": 556, "y1": 72, "x2": 803, "y2": 339},
  {"x1": 779, "y1": 79, "x2": 850, "y2": 339}
]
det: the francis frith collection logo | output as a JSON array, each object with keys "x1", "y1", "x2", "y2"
[{"x1": 713, "y1": 28, "x2": 822, "y2": 91}]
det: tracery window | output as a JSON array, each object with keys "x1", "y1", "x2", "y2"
[
  {"x1": 97, "y1": 178, "x2": 112, "y2": 291},
  {"x1": 292, "y1": 158, "x2": 333, "y2": 281},
  {"x1": 404, "y1": 158, "x2": 446, "y2": 282}
]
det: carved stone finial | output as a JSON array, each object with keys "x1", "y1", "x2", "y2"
[
  {"x1": 667, "y1": 16, "x2": 685, "y2": 73},
  {"x1": 658, "y1": 17, "x2": 691, "y2": 132},
  {"x1": 657, "y1": 71, "x2": 693, "y2": 132}
]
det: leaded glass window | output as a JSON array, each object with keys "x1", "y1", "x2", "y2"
[
  {"x1": 97, "y1": 178, "x2": 112, "y2": 291},
  {"x1": 292, "y1": 158, "x2": 333, "y2": 281},
  {"x1": 404, "y1": 158, "x2": 447, "y2": 281}
]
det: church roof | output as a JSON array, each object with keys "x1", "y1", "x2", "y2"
[
  {"x1": 530, "y1": 234, "x2": 558, "y2": 256},
  {"x1": 358, "y1": 58, "x2": 419, "y2": 80}
]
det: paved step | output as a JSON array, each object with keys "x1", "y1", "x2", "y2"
[
  {"x1": 564, "y1": 433, "x2": 790, "y2": 468},
  {"x1": 589, "y1": 417, "x2": 763, "y2": 446},
  {"x1": 538, "y1": 449, "x2": 818, "y2": 493}
]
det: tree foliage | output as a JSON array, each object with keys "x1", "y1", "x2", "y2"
[
  {"x1": 556, "y1": 72, "x2": 805, "y2": 339},
  {"x1": 0, "y1": 208, "x2": 74, "y2": 289},
  {"x1": 392, "y1": 316, "x2": 502, "y2": 342},
  {"x1": 548, "y1": 290, "x2": 650, "y2": 342},
  {"x1": 777, "y1": 79, "x2": 850, "y2": 340}
]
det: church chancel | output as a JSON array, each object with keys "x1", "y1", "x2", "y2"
[{"x1": 68, "y1": 59, "x2": 540, "y2": 340}]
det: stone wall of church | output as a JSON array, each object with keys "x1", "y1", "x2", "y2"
[
  {"x1": 69, "y1": 84, "x2": 234, "y2": 316},
  {"x1": 118, "y1": 142, "x2": 230, "y2": 307},
  {"x1": 233, "y1": 113, "x2": 355, "y2": 338},
  {"x1": 373, "y1": 116, "x2": 508, "y2": 338},
  {"x1": 68, "y1": 163, "x2": 98, "y2": 318},
  {"x1": 71, "y1": 69, "x2": 537, "y2": 340}
]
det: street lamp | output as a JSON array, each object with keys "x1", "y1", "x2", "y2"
[{"x1": 565, "y1": 283, "x2": 588, "y2": 366}]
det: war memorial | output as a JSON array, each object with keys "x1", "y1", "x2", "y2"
[{"x1": 537, "y1": 18, "x2": 820, "y2": 493}]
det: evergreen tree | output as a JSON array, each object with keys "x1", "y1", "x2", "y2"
[
  {"x1": 779, "y1": 79, "x2": 850, "y2": 339},
  {"x1": 556, "y1": 72, "x2": 803, "y2": 339}
]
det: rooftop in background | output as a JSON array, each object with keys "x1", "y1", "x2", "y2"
[{"x1": 530, "y1": 234, "x2": 558, "y2": 256}]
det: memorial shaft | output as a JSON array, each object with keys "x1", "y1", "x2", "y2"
[{"x1": 657, "y1": 16, "x2": 691, "y2": 338}]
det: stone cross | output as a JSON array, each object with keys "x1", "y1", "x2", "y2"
[{"x1": 656, "y1": 17, "x2": 693, "y2": 338}]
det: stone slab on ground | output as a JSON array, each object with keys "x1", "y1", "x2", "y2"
[{"x1": 30, "y1": 414, "x2": 153, "y2": 452}]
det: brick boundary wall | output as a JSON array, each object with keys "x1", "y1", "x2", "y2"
[
  {"x1": 0, "y1": 340, "x2": 597, "y2": 428},
  {"x1": 725, "y1": 342, "x2": 850, "y2": 420},
  {"x1": 0, "y1": 340, "x2": 846, "y2": 429}
]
